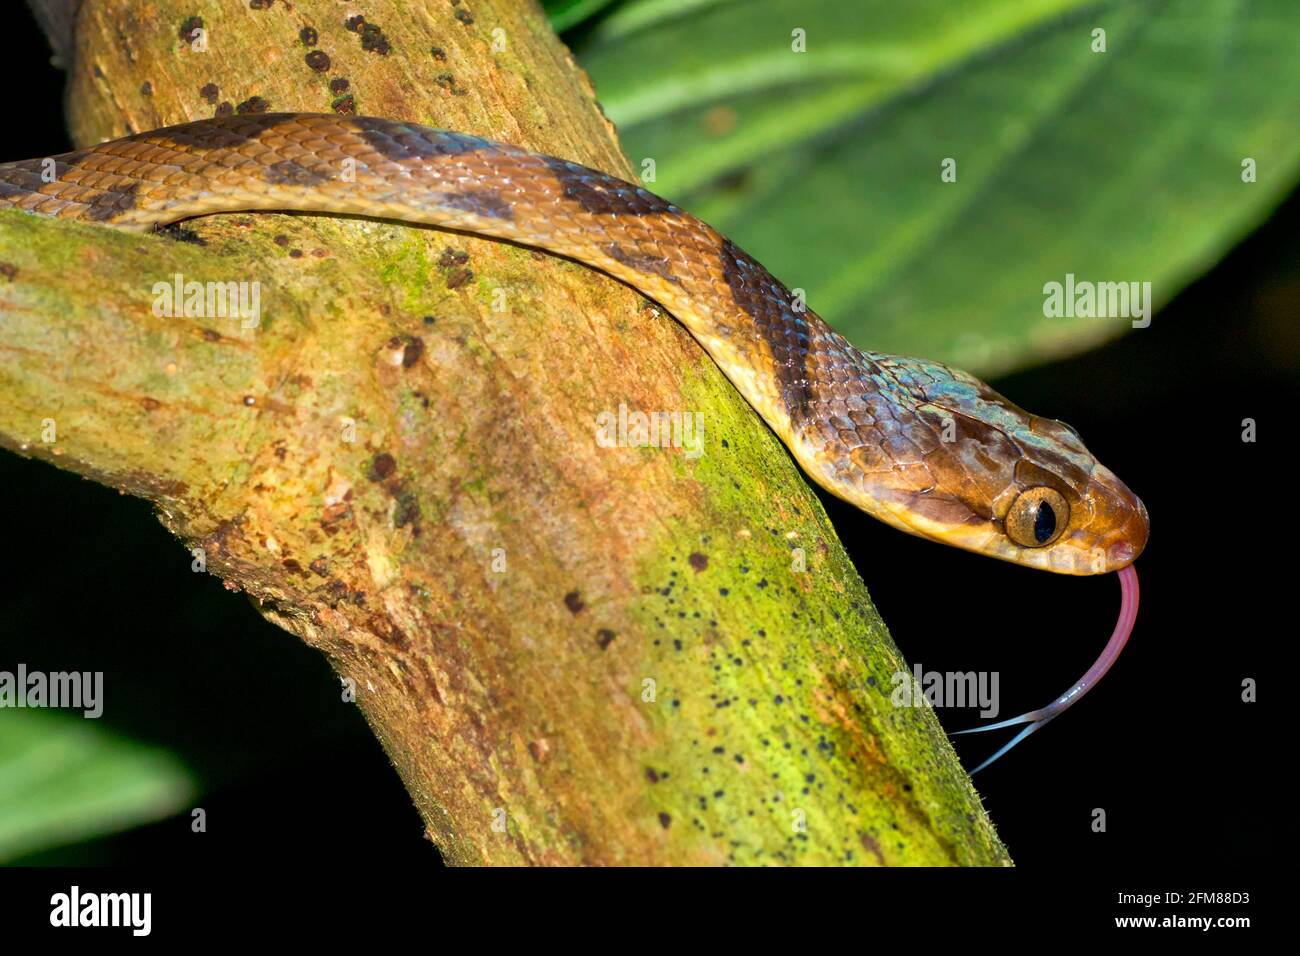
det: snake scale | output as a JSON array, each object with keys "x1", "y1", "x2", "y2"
[{"x1": 0, "y1": 113, "x2": 1150, "y2": 769}]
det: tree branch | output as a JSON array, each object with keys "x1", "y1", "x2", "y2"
[{"x1": 0, "y1": 0, "x2": 1009, "y2": 865}]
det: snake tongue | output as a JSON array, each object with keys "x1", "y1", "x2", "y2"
[{"x1": 952, "y1": 564, "x2": 1140, "y2": 774}]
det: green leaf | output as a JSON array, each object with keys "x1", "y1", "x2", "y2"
[
  {"x1": 0, "y1": 711, "x2": 195, "y2": 861},
  {"x1": 573, "y1": 0, "x2": 1300, "y2": 374},
  {"x1": 543, "y1": 0, "x2": 623, "y2": 33}
]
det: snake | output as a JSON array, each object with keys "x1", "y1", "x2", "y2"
[{"x1": 0, "y1": 113, "x2": 1149, "y2": 771}]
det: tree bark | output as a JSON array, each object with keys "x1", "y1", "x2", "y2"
[{"x1": 0, "y1": 0, "x2": 1010, "y2": 865}]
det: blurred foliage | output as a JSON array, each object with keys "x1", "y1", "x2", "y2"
[
  {"x1": 544, "y1": 0, "x2": 622, "y2": 33},
  {"x1": 555, "y1": 0, "x2": 1300, "y2": 374},
  {"x1": 0, "y1": 711, "x2": 193, "y2": 862}
]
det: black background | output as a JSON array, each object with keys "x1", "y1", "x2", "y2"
[{"x1": 0, "y1": 5, "x2": 1289, "y2": 875}]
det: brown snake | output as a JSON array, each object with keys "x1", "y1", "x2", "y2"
[{"x1": 0, "y1": 113, "x2": 1150, "y2": 769}]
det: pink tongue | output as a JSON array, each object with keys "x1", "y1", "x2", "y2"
[
  {"x1": 1042, "y1": 563, "x2": 1140, "y2": 717},
  {"x1": 953, "y1": 564, "x2": 1140, "y2": 773}
]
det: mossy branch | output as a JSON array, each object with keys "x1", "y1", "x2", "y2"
[{"x1": 0, "y1": 0, "x2": 1009, "y2": 865}]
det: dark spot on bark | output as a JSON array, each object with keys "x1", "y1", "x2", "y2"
[
  {"x1": 658, "y1": 812, "x2": 671, "y2": 829},
  {"x1": 156, "y1": 223, "x2": 205, "y2": 244},
  {"x1": 402, "y1": 337, "x2": 424, "y2": 368},
  {"x1": 455, "y1": 9, "x2": 474, "y2": 25},
  {"x1": 199, "y1": 82, "x2": 219, "y2": 103},
  {"x1": 430, "y1": 46, "x2": 446, "y2": 61},
  {"x1": 309, "y1": 557, "x2": 330, "y2": 577},
  {"x1": 274, "y1": 234, "x2": 290, "y2": 246},
  {"x1": 249, "y1": 0, "x2": 274, "y2": 9},
  {"x1": 603, "y1": 243, "x2": 681, "y2": 285},
  {"x1": 281, "y1": 557, "x2": 304, "y2": 574},
  {"x1": 718, "y1": 587, "x2": 729, "y2": 596},
  {"x1": 236, "y1": 96, "x2": 271, "y2": 114},
  {"x1": 345, "y1": 15, "x2": 365, "y2": 32},
  {"x1": 564, "y1": 591, "x2": 585, "y2": 615},
  {"x1": 688, "y1": 551, "x2": 708, "y2": 572},
  {"x1": 383, "y1": 619, "x2": 410, "y2": 648},
  {"x1": 139, "y1": 81, "x2": 153, "y2": 96},
  {"x1": 445, "y1": 268, "x2": 473, "y2": 289},
  {"x1": 331, "y1": 94, "x2": 356, "y2": 115},
  {"x1": 646, "y1": 767, "x2": 660, "y2": 783},
  {"x1": 393, "y1": 489, "x2": 420, "y2": 528},
  {"x1": 359, "y1": 21, "x2": 391, "y2": 55},
  {"x1": 330, "y1": 77, "x2": 349, "y2": 94},
  {"x1": 140, "y1": 397, "x2": 161, "y2": 411},
  {"x1": 719, "y1": 238, "x2": 813, "y2": 426},
  {"x1": 368, "y1": 452, "x2": 397, "y2": 481},
  {"x1": 215, "y1": 102, "x2": 233, "y2": 117},
  {"x1": 859, "y1": 833, "x2": 886, "y2": 866},
  {"x1": 299, "y1": 26, "x2": 318, "y2": 46},
  {"x1": 0, "y1": 262, "x2": 17, "y2": 281},
  {"x1": 438, "y1": 248, "x2": 470, "y2": 268},
  {"x1": 178, "y1": 16, "x2": 203, "y2": 43},
  {"x1": 289, "y1": 248, "x2": 303, "y2": 258},
  {"x1": 542, "y1": 156, "x2": 676, "y2": 216},
  {"x1": 422, "y1": 315, "x2": 436, "y2": 325},
  {"x1": 305, "y1": 50, "x2": 330, "y2": 72},
  {"x1": 201, "y1": 328, "x2": 222, "y2": 342},
  {"x1": 596, "y1": 629, "x2": 616, "y2": 650}
]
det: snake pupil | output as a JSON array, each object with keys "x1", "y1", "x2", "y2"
[{"x1": 1034, "y1": 501, "x2": 1057, "y2": 544}]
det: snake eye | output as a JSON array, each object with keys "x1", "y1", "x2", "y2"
[{"x1": 1005, "y1": 486, "x2": 1069, "y2": 548}]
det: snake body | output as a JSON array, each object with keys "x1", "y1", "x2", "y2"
[{"x1": 0, "y1": 113, "x2": 1147, "y2": 574}]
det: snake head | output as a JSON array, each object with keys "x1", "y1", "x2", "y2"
[
  {"x1": 830, "y1": 353, "x2": 1149, "y2": 575},
  {"x1": 996, "y1": 447, "x2": 1150, "y2": 574}
]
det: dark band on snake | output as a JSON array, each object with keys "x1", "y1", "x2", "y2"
[{"x1": 0, "y1": 112, "x2": 1148, "y2": 576}]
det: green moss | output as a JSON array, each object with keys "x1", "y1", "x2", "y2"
[{"x1": 616, "y1": 360, "x2": 1009, "y2": 865}]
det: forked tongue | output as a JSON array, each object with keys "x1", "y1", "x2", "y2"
[{"x1": 952, "y1": 564, "x2": 1140, "y2": 774}]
